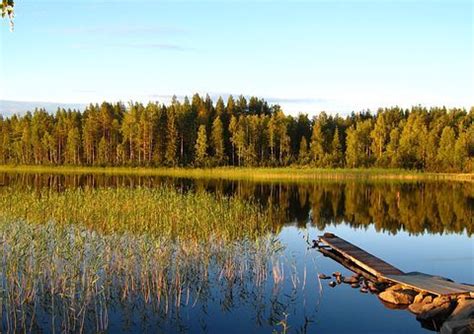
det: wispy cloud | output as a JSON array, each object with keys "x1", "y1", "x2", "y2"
[
  {"x1": 71, "y1": 42, "x2": 193, "y2": 51},
  {"x1": 57, "y1": 25, "x2": 187, "y2": 36}
]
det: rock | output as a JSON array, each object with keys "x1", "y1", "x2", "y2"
[
  {"x1": 336, "y1": 276, "x2": 343, "y2": 284},
  {"x1": 440, "y1": 319, "x2": 474, "y2": 334},
  {"x1": 343, "y1": 276, "x2": 359, "y2": 284},
  {"x1": 318, "y1": 273, "x2": 331, "y2": 280},
  {"x1": 449, "y1": 299, "x2": 474, "y2": 319},
  {"x1": 409, "y1": 302, "x2": 425, "y2": 314},
  {"x1": 329, "y1": 281, "x2": 337, "y2": 288},
  {"x1": 360, "y1": 287, "x2": 369, "y2": 293},
  {"x1": 332, "y1": 272, "x2": 342, "y2": 278},
  {"x1": 457, "y1": 294, "x2": 473, "y2": 301},
  {"x1": 433, "y1": 296, "x2": 452, "y2": 307},
  {"x1": 417, "y1": 298, "x2": 456, "y2": 321},
  {"x1": 367, "y1": 281, "x2": 380, "y2": 293},
  {"x1": 386, "y1": 284, "x2": 404, "y2": 292},
  {"x1": 378, "y1": 289, "x2": 418, "y2": 305},
  {"x1": 409, "y1": 294, "x2": 436, "y2": 315},
  {"x1": 414, "y1": 292, "x2": 426, "y2": 304},
  {"x1": 440, "y1": 299, "x2": 474, "y2": 334},
  {"x1": 351, "y1": 283, "x2": 360, "y2": 288},
  {"x1": 423, "y1": 295, "x2": 433, "y2": 304}
]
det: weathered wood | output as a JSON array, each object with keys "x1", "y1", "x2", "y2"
[
  {"x1": 318, "y1": 246, "x2": 378, "y2": 282},
  {"x1": 384, "y1": 272, "x2": 474, "y2": 296},
  {"x1": 317, "y1": 233, "x2": 473, "y2": 297},
  {"x1": 319, "y1": 233, "x2": 405, "y2": 277}
]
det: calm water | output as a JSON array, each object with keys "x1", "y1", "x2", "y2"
[{"x1": 1, "y1": 172, "x2": 473, "y2": 333}]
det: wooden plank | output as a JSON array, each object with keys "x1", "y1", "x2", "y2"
[
  {"x1": 318, "y1": 247, "x2": 378, "y2": 282},
  {"x1": 319, "y1": 233, "x2": 405, "y2": 277},
  {"x1": 384, "y1": 272, "x2": 474, "y2": 296}
]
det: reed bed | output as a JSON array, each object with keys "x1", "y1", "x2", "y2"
[
  {"x1": 0, "y1": 186, "x2": 298, "y2": 333},
  {"x1": 1, "y1": 165, "x2": 472, "y2": 183}
]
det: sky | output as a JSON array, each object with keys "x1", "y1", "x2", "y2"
[{"x1": 0, "y1": 0, "x2": 473, "y2": 116}]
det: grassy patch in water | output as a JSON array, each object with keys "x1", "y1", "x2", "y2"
[{"x1": 0, "y1": 165, "x2": 472, "y2": 182}]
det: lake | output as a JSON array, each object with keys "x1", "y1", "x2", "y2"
[{"x1": 0, "y1": 172, "x2": 473, "y2": 333}]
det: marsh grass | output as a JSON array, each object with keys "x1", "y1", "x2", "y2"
[
  {"x1": 0, "y1": 165, "x2": 472, "y2": 183},
  {"x1": 0, "y1": 186, "x2": 315, "y2": 333}
]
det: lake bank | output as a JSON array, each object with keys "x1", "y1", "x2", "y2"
[{"x1": 0, "y1": 165, "x2": 472, "y2": 183}]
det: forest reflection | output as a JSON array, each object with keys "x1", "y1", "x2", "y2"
[{"x1": 0, "y1": 172, "x2": 472, "y2": 236}]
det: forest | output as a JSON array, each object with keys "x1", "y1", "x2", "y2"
[{"x1": 0, "y1": 94, "x2": 472, "y2": 172}]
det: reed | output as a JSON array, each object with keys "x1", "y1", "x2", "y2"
[
  {"x1": 0, "y1": 186, "x2": 313, "y2": 333},
  {"x1": 0, "y1": 165, "x2": 472, "y2": 183}
]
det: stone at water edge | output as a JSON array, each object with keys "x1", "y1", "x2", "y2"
[
  {"x1": 414, "y1": 292, "x2": 426, "y2": 304},
  {"x1": 408, "y1": 302, "x2": 425, "y2": 315},
  {"x1": 409, "y1": 294, "x2": 436, "y2": 314},
  {"x1": 378, "y1": 289, "x2": 418, "y2": 305},
  {"x1": 360, "y1": 287, "x2": 369, "y2": 293},
  {"x1": 318, "y1": 273, "x2": 331, "y2": 280},
  {"x1": 351, "y1": 283, "x2": 360, "y2": 288},
  {"x1": 448, "y1": 299, "x2": 474, "y2": 320},
  {"x1": 385, "y1": 284, "x2": 405, "y2": 292},
  {"x1": 329, "y1": 281, "x2": 337, "y2": 288},
  {"x1": 416, "y1": 298, "x2": 457, "y2": 321},
  {"x1": 343, "y1": 276, "x2": 359, "y2": 284}
]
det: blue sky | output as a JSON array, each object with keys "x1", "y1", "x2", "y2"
[{"x1": 0, "y1": 0, "x2": 472, "y2": 115}]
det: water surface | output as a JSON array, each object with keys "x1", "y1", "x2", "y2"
[{"x1": 0, "y1": 172, "x2": 472, "y2": 333}]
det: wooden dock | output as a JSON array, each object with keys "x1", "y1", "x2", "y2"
[{"x1": 317, "y1": 232, "x2": 474, "y2": 296}]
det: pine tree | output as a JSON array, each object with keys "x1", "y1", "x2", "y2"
[
  {"x1": 195, "y1": 125, "x2": 208, "y2": 167},
  {"x1": 65, "y1": 127, "x2": 80, "y2": 164},
  {"x1": 165, "y1": 108, "x2": 178, "y2": 166},
  {"x1": 211, "y1": 116, "x2": 225, "y2": 165}
]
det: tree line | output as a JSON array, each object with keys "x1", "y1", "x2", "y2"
[{"x1": 0, "y1": 94, "x2": 472, "y2": 172}]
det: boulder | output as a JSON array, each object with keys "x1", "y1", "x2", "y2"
[
  {"x1": 318, "y1": 273, "x2": 331, "y2": 280},
  {"x1": 351, "y1": 283, "x2": 360, "y2": 288},
  {"x1": 409, "y1": 302, "x2": 425, "y2": 315},
  {"x1": 379, "y1": 289, "x2": 417, "y2": 305},
  {"x1": 414, "y1": 292, "x2": 426, "y2": 304},
  {"x1": 423, "y1": 295, "x2": 433, "y2": 304},
  {"x1": 417, "y1": 298, "x2": 456, "y2": 321},
  {"x1": 329, "y1": 281, "x2": 337, "y2": 288},
  {"x1": 449, "y1": 299, "x2": 474, "y2": 320},
  {"x1": 360, "y1": 287, "x2": 369, "y2": 293},
  {"x1": 440, "y1": 319, "x2": 474, "y2": 334},
  {"x1": 386, "y1": 284, "x2": 405, "y2": 292},
  {"x1": 440, "y1": 299, "x2": 474, "y2": 334}
]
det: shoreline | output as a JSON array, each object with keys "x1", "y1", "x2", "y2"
[{"x1": 0, "y1": 165, "x2": 472, "y2": 183}]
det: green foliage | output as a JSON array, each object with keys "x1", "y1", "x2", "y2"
[
  {"x1": 195, "y1": 124, "x2": 208, "y2": 166},
  {"x1": 0, "y1": 96, "x2": 471, "y2": 172}
]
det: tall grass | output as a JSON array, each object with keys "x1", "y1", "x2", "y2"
[
  {"x1": 0, "y1": 186, "x2": 294, "y2": 333},
  {"x1": 0, "y1": 165, "x2": 472, "y2": 182}
]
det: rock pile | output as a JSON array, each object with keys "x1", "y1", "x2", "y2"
[{"x1": 320, "y1": 270, "x2": 473, "y2": 333}]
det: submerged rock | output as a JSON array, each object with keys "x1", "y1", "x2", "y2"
[{"x1": 378, "y1": 289, "x2": 417, "y2": 305}]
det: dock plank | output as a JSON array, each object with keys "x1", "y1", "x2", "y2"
[
  {"x1": 384, "y1": 272, "x2": 474, "y2": 296},
  {"x1": 318, "y1": 233, "x2": 474, "y2": 296},
  {"x1": 319, "y1": 233, "x2": 405, "y2": 277}
]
